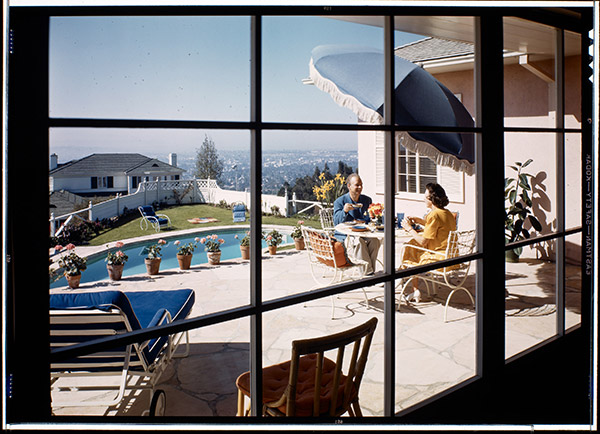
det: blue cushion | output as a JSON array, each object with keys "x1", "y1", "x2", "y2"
[
  {"x1": 157, "y1": 218, "x2": 169, "y2": 226},
  {"x1": 140, "y1": 206, "x2": 156, "y2": 217}
]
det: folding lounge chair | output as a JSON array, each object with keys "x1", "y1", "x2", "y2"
[
  {"x1": 139, "y1": 205, "x2": 172, "y2": 232},
  {"x1": 232, "y1": 202, "x2": 247, "y2": 222},
  {"x1": 50, "y1": 289, "x2": 195, "y2": 416}
]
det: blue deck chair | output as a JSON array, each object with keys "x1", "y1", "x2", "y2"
[
  {"x1": 232, "y1": 202, "x2": 247, "y2": 222},
  {"x1": 50, "y1": 289, "x2": 195, "y2": 415},
  {"x1": 139, "y1": 205, "x2": 172, "y2": 232}
]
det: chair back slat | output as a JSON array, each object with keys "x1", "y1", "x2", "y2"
[
  {"x1": 342, "y1": 340, "x2": 361, "y2": 409},
  {"x1": 313, "y1": 352, "x2": 324, "y2": 416},
  {"x1": 328, "y1": 345, "x2": 345, "y2": 416}
]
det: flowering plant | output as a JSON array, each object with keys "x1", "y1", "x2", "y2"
[
  {"x1": 367, "y1": 203, "x2": 384, "y2": 222},
  {"x1": 55, "y1": 243, "x2": 87, "y2": 276},
  {"x1": 105, "y1": 241, "x2": 129, "y2": 265},
  {"x1": 312, "y1": 172, "x2": 346, "y2": 206},
  {"x1": 201, "y1": 234, "x2": 225, "y2": 252},
  {"x1": 265, "y1": 229, "x2": 283, "y2": 247},
  {"x1": 290, "y1": 220, "x2": 304, "y2": 239},
  {"x1": 174, "y1": 237, "x2": 200, "y2": 256},
  {"x1": 235, "y1": 231, "x2": 251, "y2": 247},
  {"x1": 146, "y1": 239, "x2": 167, "y2": 259}
]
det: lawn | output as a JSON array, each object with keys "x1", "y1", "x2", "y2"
[{"x1": 88, "y1": 203, "x2": 322, "y2": 246}]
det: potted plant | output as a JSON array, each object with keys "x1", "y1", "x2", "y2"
[
  {"x1": 145, "y1": 239, "x2": 166, "y2": 275},
  {"x1": 174, "y1": 238, "x2": 200, "y2": 270},
  {"x1": 265, "y1": 229, "x2": 283, "y2": 255},
  {"x1": 505, "y1": 159, "x2": 542, "y2": 262},
  {"x1": 235, "y1": 231, "x2": 251, "y2": 260},
  {"x1": 105, "y1": 241, "x2": 129, "y2": 281},
  {"x1": 290, "y1": 221, "x2": 305, "y2": 250},
  {"x1": 56, "y1": 243, "x2": 87, "y2": 289},
  {"x1": 201, "y1": 234, "x2": 225, "y2": 265}
]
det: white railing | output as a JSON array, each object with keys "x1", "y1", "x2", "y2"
[{"x1": 50, "y1": 178, "x2": 313, "y2": 236}]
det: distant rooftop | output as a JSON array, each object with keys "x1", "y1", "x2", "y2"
[
  {"x1": 50, "y1": 153, "x2": 184, "y2": 177},
  {"x1": 395, "y1": 37, "x2": 474, "y2": 63}
]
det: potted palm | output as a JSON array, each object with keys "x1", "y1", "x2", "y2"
[
  {"x1": 145, "y1": 239, "x2": 166, "y2": 275},
  {"x1": 56, "y1": 243, "x2": 87, "y2": 289},
  {"x1": 290, "y1": 221, "x2": 305, "y2": 250},
  {"x1": 505, "y1": 159, "x2": 542, "y2": 262},
  {"x1": 265, "y1": 229, "x2": 283, "y2": 255},
  {"x1": 201, "y1": 234, "x2": 225, "y2": 265},
  {"x1": 174, "y1": 237, "x2": 200, "y2": 270},
  {"x1": 105, "y1": 241, "x2": 129, "y2": 280}
]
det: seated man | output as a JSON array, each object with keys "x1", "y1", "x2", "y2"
[{"x1": 333, "y1": 173, "x2": 382, "y2": 275}]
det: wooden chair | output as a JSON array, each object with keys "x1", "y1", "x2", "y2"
[
  {"x1": 235, "y1": 317, "x2": 378, "y2": 417},
  {"x1": 319, "y1": 207, "x2": 335, "y2": 233},
  {"x1": 302, "y1": 226, "x2": 369, "y2": 319},
  {"x1": 397, "y1": 230, "x2": 476, "y2": 322}
]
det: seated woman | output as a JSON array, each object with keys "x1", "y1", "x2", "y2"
[{"x1": 400, "y1": 182, "x2": 456, "y2": 302}]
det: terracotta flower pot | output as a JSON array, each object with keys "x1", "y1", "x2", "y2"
[
  {"x1": 145, "y1": 258, "x2": 161, "y2": 275},
  {"x1": 177, "y1": 254, "x2": 193, "y2": 270},
  {"x1": 240, "y1": 245, "x2": 250, "y2": 260},
  {"x1": 65, "y1": 273, "x2": 81, "y2": 289},
  {"x1": 268, "y1": 245, "x2": 277, "y2": 255},
  {"x1": 294, "y1": 238, "x2": 305, "y2": 250},
  {"x1": 107, "y1": 264, "x2": 124, "y2": 281},
  {"x1": 207, "y1": 251, "x2": 221, "y2": 265}
]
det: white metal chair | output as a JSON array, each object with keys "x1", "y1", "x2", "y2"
[
  {"x1": 319, "y1": 207, "x2": 335, "y2": 233},
  {"x1": 138, "y1": 205, "x2": 172, "y2": 232},
  {"x1": 397, "y1": 230, "x2": 476, "y2": 322},
  {"x1": 302, "y1": 226, "x2": 369, "y2": 319}
]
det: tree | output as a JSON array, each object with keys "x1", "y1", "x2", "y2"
[{"x1": 195, "y1": 134, "x2": 224, "y2": 182}]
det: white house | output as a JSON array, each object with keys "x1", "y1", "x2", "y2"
[{"x1": 49, "y1": 152, "x2": 185, "y2": 196}]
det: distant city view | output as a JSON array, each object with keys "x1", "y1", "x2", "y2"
[{"x1": 173, "y1": 149, "x2": 358, "y2": 195}]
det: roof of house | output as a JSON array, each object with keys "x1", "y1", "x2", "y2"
[
  {"x1": 395, "y1": 37, "x2": 474, "y2": 63},
  {"x1": 49, "y1": 153, "x2": 184, "y2": 177},
  {"x1": 49, "y1": 190, "x2": 86, "y2": 217}
]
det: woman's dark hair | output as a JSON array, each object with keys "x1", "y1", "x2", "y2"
[{"x1": 426, "y1": 183, "x2": 450, "y2": 208}]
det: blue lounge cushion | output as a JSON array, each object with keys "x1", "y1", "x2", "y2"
[{"x1": 140, "y1": 205, "x2": 156, "y2": 217}]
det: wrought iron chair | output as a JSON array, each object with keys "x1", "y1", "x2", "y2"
[
  {"x1": 397, "y1": 229, "x2": 476, "y2": 322},
  {"x1": 319, "y1": 207, "x2": 335, "y2": 233},
  {"x1": 301, "y1": 226, "x2": 369, "y2": 319},
  {"x1": 235, "y1": 317, "x2": 378, "y2": 417},
  {"x1": 138, "y1": 205, "x2": 172, "y2": 232}
]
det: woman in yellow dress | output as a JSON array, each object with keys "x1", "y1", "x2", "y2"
[{"x1": 400, "y1": 183, "x2": 456, "y2": 302}]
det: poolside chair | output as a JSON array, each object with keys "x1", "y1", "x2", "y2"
[
  {"x1": 232, "y1": 202, "x2": 247, "y2": 222},
  {"x1": 139, "y1": 205, "x2": 172, "y2": 232},
  {"x1": 397, "y1": 229, "x2": 476, "y2": 322},
  {"x1": 235, "y1": 317, "x2": 377, "y2": 417},
  {"x1": 319, "y1": 207, "x2": 335, "y2": 233},
  {"x1": 301, "y1": 226, "x2": 369, "y2": 319},
  {"x1": 50, "y1": 289, "x2": 195, "y2": 416}
]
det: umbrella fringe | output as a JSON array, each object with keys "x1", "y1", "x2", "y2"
[
  {"x1": 309, "y1": 59, "x2": 383, "y2": 125},
  {"x1": 397, "y1": 132, "x2": 475, "y2": 176}
]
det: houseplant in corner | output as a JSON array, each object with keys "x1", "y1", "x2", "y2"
[
  {"x1": 265, "y1": 229, "x2": 283, "y2": 255},
  {"x1": 56, "y1": 243, "x2": 87, "y2": 289},
  {"x1": 174, "y1": 238, "x2": 200, "y2": 270},
  {"x1": 145, "y1": 239, "x2": 166, "y2": 275},
  {"x1": 505, "y1": 159, "x2": 542, "y2": 262},
  {"x1": 105, "y1": 241, "x2": 129, "y2": 281},
  {"x1": 290, "y1": 221, "x2": 305, "y2": 250},
  {"x1": 201, "y1": 234, "x2": 225, "y2": 265}
]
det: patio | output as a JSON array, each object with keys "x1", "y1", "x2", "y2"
[{"x1": 49, "y1": 231, "x2": 582, "y2": 418}]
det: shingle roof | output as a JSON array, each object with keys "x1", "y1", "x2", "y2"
[
  {"x1": 49, "y1": 153, "x2": 184, "y2": 176},
  {"x1": 395, "y1": 37, "x2": 474, "y2": 63}
]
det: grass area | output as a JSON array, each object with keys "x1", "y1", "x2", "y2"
[{"x1": 88, "y1": 203, "x2": 322, "y2": 246}]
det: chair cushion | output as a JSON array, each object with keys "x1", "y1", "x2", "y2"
[
  {"x1": 236, "y1": 353, "x2": 357, "y2": 416},
  {"x1": 157, "y1": 218, "x2": 169, "y2": 226},
  {"x1": 317, "y1": 239, "x2": 350, "y2": 268}
]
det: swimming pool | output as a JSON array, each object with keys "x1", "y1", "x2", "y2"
[{"x1": 50, "y1": 228, "x2": 292, "y2": 289}]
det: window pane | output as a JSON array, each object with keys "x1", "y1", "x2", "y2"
[
  {"x1": 564, "y1": 30, "x2": 583, "y2": 127},
  {"x1": 565, "y1": 133, "x2": 582, "y2": 231},
  {"x1": 407, "y1": 176, "x2": 417, "y2": 193},
  {"x1": 419, "y1": 175, "x2": 436, "y2": 193},
  {"x1": 420, "y1": 157, "x2": 437, "y2": 176},
  {"x1": 565, "y1": 232, "x2": 582, "y2": 330},
  {"x1": 50, "y1": 16, "x2": 251, "y2": 121}
]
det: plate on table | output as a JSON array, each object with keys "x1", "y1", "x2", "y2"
[
  {"x1": 344, "y1": 220, "x2": 357, "y2": 226},
  {"x1": 351, "y1": 225, "x2": 369, "y2": 232},
  {"x1": 376, "y1": 225, "x2": 384, "y2": 231}
]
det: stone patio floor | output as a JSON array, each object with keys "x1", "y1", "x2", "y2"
[{"x1": 50, "y1": 229, "x2": 582, "y2": 418}]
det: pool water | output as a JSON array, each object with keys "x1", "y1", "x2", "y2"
[{"x1": 50, "y1": 229, "x2": 292, "y2": 289}]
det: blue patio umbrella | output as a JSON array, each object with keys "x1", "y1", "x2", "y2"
[{"x1": 309, "y1": 45, "x2": 475, "y2": 175}]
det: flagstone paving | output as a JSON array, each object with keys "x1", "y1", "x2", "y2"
[{"x1": 50, "y1": 235, "x2": 582, "y2": 418}]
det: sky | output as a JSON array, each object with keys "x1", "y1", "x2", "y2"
[{"x1": 49, "y1": 15, "x2": 424, "y2": 161}]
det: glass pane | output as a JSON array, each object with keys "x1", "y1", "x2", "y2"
[
  {"x1": 420, "y1": 157, "x2": 437, "y2": 176},
  {"x1": 565, "y1": 233, "x2": 582, "y2": 330},
  {"x1": 503, "y1": 17, "x2": 557, "y2": 129},
  {"x1": 50, "y1": 16, "x2": 251, "y2": 121},
  {"x1": 565, "y1": 133, "x2": 582, "y2": 231},
  {"x1": 399, "y1": 174, "x2": 407, "y2": 191},
  {"x1": 564, "y1": 30, "x2": 583, "y2": 127},
  {"x1": 50, "y1": 128, "x2": 252, "y2": 315},
  {"x1": 407, "y1": 176, "x2": 417, "y2": 193}
]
